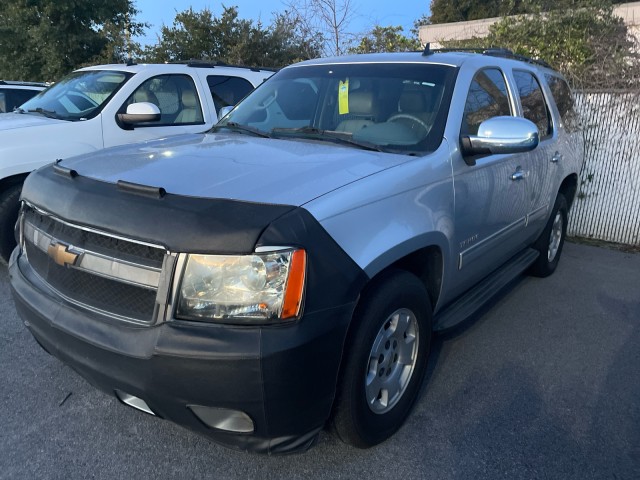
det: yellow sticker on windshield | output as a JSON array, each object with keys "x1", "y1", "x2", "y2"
[{"x1": 338, "y1": 79, "x2": 349, "y2": 115}]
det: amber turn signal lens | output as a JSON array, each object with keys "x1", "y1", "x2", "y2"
[{"x1": 281, "y1": 249, "x2": 306, "y2": 319}]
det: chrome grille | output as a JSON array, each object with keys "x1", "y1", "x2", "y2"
[
  {"x1": 21, "y1": 205, "x2": 167, "y2": 324},
  {"x1": 23, "y1": 207, "x2": 164, "y2": 267}
]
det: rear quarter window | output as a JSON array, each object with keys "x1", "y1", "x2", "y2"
[{"x1": 545, "y1": 74, "x2": 580, "y2": 133}]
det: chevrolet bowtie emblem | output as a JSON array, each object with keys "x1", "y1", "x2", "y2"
[{"x1": 47, "y1": 241, "x2": 80, "y2": 267}]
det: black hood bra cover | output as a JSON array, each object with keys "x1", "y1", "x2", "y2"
[{"x1": 22, "y1": 164, "x2": 296, "y2": 254}]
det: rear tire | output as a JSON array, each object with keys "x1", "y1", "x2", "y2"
[
  {"x1": 529, "y1": 194, "x2": 568, "y2": 278},
  {"x1": 331, "y1": 270, "x2": 432, "y2": 448},
  {"x1": 0, "y1": 184, "x2": 21, "y2": 264}
]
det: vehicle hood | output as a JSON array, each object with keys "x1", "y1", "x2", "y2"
[
  {"x1": 0, "y1": 111, "x2": 66, "y2": 130},
  {"x1": 60, "y1": 132, "x2": 413, "y2": 206}
]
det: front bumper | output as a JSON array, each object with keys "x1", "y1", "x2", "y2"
[{"x1": 9, "y1": 249, "x2": 355, "y2": 454}]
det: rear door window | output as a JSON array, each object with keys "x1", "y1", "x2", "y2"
[
  {"x1": 513, "y1": 70, "x2": 552, "y2": 140},
  {"x1": 545, "y1": 74, "x2": 579, "y2": 133}
]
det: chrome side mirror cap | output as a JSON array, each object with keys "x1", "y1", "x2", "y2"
[
  {"x1": 461, "y1": 116, "x2": 539, "y2": 165},
  {"x1": 217, "y1": 105, "x2": 234, "y2": 121},
  {"x1": 117, "y1": 102, "x2": 161, "y2": 126}
]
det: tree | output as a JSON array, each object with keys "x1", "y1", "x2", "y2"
[
  {"x1": 350, "y1": 26, "x2": 420, "y2": 54},
  {"x1": 428, "y1": 0, "x2": 629, "y2": 24},
  {"x1": 142, "y1": 6, "x2": 321, "y2": 68},
  {"x1": 429, "y1": 0, "x2": 528, "y2": 24},
  {"x1": 0, "y1": 0, "x2": 145, "y2": 81},
  {"x1": 143, "y1": 7, "x2": 238, "y2": 63},
  {"x1": 439, "y1": 0, "x2": 639, "y2": 89},
  {"x1": 250, "y1": 12, "x2": 323, "y2": 66},
  {"x1": 486, "y1": 0, "x2": 639, "y2": 89},
  {"x1": 284, "y1": 0, "x2": 357, "y2": 56}
]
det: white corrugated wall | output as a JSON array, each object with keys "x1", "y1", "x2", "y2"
[{"x1": 568, "y1": 92, "x2": 640, "y2": 245}]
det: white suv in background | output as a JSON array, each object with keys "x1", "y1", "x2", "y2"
[{"x1": 0, "y1": 61, "x2": 274, "y2": 261}]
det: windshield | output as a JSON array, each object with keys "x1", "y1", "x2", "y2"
[
  {"x1": 20, "y1": 70, "x2": 132, "y2": 121},
  {"x1": 218, "y1": 63, "x2": 457, "y2": 154}
]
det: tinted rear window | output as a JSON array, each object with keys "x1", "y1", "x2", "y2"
[{"x1": 545, "y1": 74, "x2": 580, "y2": 133}]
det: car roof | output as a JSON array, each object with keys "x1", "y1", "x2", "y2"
[
  {"x1": 77, "y1": 62, "x2": 275, "y2": 75},
  {"x1": 290, "y1": 51, "x2": 558, "y2": 75}
]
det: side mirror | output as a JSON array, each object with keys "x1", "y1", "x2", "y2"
[
  {"x1": 460, "y1": 116, "x2": 539, "y2": 165},
  {"x1": 117, "y1": 102, "x2": 161, "y2": 126},
  {"x1": 217, "y1": 105, "x2": 234, "y2": 121}
]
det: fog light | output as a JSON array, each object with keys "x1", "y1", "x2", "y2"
[
  {"x1": 188, "y1": 405, "x2": 254, "y2": 433},
  {"x1": 115, "y1": 390, "x2": 155, "y2": 415}
]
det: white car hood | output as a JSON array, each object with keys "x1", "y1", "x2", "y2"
[
  {"x1": 61, "y1": 132, "x2": 414, "y2": 206},
  {"x1": 0, "y1": 111, "x2": 66, "y2": 130}
]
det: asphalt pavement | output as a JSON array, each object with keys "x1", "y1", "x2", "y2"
[{"x1": 1, "y1": 241, "x2": 639, "y2": 479}]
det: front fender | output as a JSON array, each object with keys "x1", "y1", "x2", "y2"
[{"x1": 306, "y1": 141, "x2": 455, "y2": 307}]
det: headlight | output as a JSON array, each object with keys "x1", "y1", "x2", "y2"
[{"x1": 176, "y1": 249, "x2": 306, "y2": 323}]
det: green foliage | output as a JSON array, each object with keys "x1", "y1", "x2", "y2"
[
  {"x1": 436, "y1": 0, "x2": 639, "y2": 89},
  {"x1": 428, "y1": 0, "x2": 629, "y2": 24},
  {"x1": 486, "y1": 1, "x2": 639, "y2": 88},
  {"x1": 429, "y1": 0, "x2": 529, "y2": 24},
  {"x1": 0, "y1": 0, "x2": 145, "y2": 82},
  {"x1": 350, "y1": 26, "x2": 420, "y2": 54},
  {"x1": 142, "y1": 6, "x2": 322, "y2": 68}
]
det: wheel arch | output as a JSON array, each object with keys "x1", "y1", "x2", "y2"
[
  {"x1": 0, "y1": 172, "x2": 29, "y2": 194},
  {"x1": 559, "y1": 173, "x2": 578, "y2": 210},
  {"x1": 360, "y1": 233, "x2": 448, "y2": 318}
]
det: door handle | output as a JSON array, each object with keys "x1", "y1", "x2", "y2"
[
  {"x1": 551, "y1": 151, "x2": 563, "y2": 163},
  {"x1": 511, "y1": 169, "x2": 527, "y2": 181}
]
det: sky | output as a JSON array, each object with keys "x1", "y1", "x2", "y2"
[{"x1": 134, "y1": 0, "x2": 429, "y2": 46}]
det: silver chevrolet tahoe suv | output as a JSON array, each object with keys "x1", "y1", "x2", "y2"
[{"x1": 9, "y1": 49, "x2": 582, "y2": 454}]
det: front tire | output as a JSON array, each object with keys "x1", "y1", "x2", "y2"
[
  {"x1": 0, "y1": 184, "x2": 22, "y2": 264},
  {"x1": 529, "y1": 193, "x2": 568, "y2": 278},
  {"x1": 331, "y1": 270, "x2": 432, "y2": 448}
]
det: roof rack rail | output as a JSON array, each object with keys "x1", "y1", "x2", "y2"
[
  {"x1": 168, "y1": 59, "x2": 278, "y2": 73},
  {"x1": 0, "y1": 80, "x2": 48, "y2": 87},
  {"x1": 423, "y1": 44, "x2": 491, "y2": 55},
  {"x1": 483, "y1": 48, "x2": 552, "y2": 69},
  {"x1": 422, "y1": 45, "x2": 551, "y2": 69}
]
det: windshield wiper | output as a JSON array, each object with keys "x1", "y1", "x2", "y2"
[
  {"x1": 27, "y1": 108, "x2": 60, "y2": 119},
  {"x1": 211, "y1": 122, "x2": 270, "y2": 138},
  {"x1": 270, "y1": 126, "x2": 385, "y2": 152}
]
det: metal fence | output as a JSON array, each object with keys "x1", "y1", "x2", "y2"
[{"x1": 567, "y1": 92, "x2": 640, "y2": 246}]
